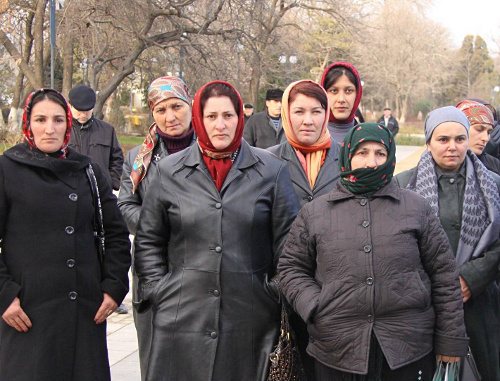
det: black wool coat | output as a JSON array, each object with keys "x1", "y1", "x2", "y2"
[
  {"x1": 0, "y1": 143, "x2": 131, "y2": 381},
  {"x1": 134, "y1": 140, "x2": 300, "y2": 381}
]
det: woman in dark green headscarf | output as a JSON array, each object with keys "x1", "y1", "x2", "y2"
[{"x1": 278, "y1": 123, "x2": 469, "y2": 381}]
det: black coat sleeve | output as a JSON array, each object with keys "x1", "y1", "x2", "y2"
[
  {"x1": 0, "y1": 163, "x2": 22, "y2": 314},
  {"x1": 93, "y1": 164, "x2": 131, "y2": 304},
  {"x1": 243, "y1": 116, "x2": 257, "y2": 146},
  {"x1": 108, "y1": 127, "x2": 124, "y2": 190}
]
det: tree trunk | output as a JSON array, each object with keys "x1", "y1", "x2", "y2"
[
  {"x1": 34, "y1": 0, "x2": 47, "y2": 87},
  {"x1": 62, "y1": 36, "x2": 74, "y2": 97}
]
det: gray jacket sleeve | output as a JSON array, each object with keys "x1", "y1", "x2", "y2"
[
  {"x1": 417, "y1": 201, "x2": 469, "y2": 357},
  {"x1": 117, "y1": 149, "x2": 142, "y2": 234},
  {"x1": 278, "y1": 205, "x2": 322, "y2": 324}
]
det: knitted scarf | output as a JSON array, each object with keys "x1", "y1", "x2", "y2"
[{"x1": 407, "y1": 150, "x2": 500, "y2": 266}]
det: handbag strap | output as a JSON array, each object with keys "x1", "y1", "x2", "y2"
[{"x1": 86, "y1": 164, "x2": 105, "y2": 262}]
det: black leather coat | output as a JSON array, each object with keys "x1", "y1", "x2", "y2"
[{"x1": 134, "y1": 140, "x2": 300, "y2": 381}]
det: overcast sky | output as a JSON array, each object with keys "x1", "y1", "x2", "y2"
[{"x1": 427, "y1": 0, "x2": 500, "y2": 53}]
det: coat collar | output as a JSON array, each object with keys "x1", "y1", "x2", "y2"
[
  {"x1": 4, "y1": 144, "x2": 91, "y2": 189},
  {"x1": 327, "y1": 180, "x2": 401, "y2": 203}
]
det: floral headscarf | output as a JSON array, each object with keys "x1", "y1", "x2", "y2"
[
  {"x1": 23, "y1": 88, "x2": 73, "y2": 159},
  {"x1": 130, "y1": 76, "x2": 193, "y2": 193},
  {"x1": 339, "y1": 122, "x2": 396, "y2": 195},
  {"x1": 281, "y1": 80, "x2": 332, "y2": 189}
]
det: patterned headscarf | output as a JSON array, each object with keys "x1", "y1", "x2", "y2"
[
  {"x1": 192, "y1": 81, "x2": 244, "y2": 191},
  {"x1": 339, "y1": 122, "x2": 396, "y2": 195},
  {"x1": 130, "y1": 76, "x2": 193, "y2": 193},
  {"x1": 456, "y1": 100, "x2": 494, "y2": 126},
  {"x1": 23, "y1": 88, "x2": 73, "y2": 159},
  {"x1": 281, "y1": 80, "x2": 332, "y2": 189},
  {"x1": 320, "y1": 62, "x2": 363, "y2": 124}
]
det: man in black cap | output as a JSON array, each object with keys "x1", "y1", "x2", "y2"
[
  {"x1": 68, "y1": 84, "x2": 127, "y2": 314},
  {"x1": 68, "y1": 84, "x2": 124, "y2": 192},
  {"x1": 377, "y1": 107, "x2": 399, "y2": 136},
  {"x1": 243, "y1": 103, "x2": 254, "y2": 123},
  {"x1": 243, "y1": 88, "x2": 284, "y2": 149}
]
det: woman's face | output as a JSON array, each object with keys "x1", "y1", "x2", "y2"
[
  {"x1": 426, "y1": 122, "x2": 469, "y2": 172},
  {"x1": 203, "y1": 96, "x2": 239, "y2": 150},
  {"x1": 30, "y1": 99, "x2": 68, "y2": 154},
  {"x1": 468, "y1": 123, "x2": 493, "y2": 155},
  {"x1": 350, "y1": 141, "x2": 388, "y2": 170},
  {"x1": 289, "y1": 93, "x2": 326, "y2": 146},
  {"x1": 152, "y1": 98, "x2": 192, "y2": 136},
  {"x1": 326, "y1": 74, "x2": 357, "y2": 121}
]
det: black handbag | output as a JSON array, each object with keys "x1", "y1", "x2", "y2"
[
  {"x1": 86, "y1": 164, "x2": 105, "y2": 263},
  {"x1": 268, "y1": 302, "x2": 306, "y2": 381}
]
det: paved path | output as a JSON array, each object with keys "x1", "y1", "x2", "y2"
[{"x1": 107, "y1": 144, "x2": 425, "y2": 380}]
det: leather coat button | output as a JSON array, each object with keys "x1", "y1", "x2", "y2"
[
  {"x1": 449, "y1": 178, "x2": 455, "y2": 184},
  {"x1": 359, "y1": 198, "x2": 367, "y2": 206},
  {"x1": 213, "y1": 290, "x2": 220, "y2": 297},
  {"x1": 215, "y1": 246, "x2": 222, "y2": 253},
  {"x1": 210, "y1": 332, "x2": 217, "y2": 339},
  {"x1": 362, "y1": 220, "x2": 370, "y2": 228},
  {"x1": 69, "y1": 291, "x2": 78, "y2": 300},
  {"x1": 363, "y1": 245, "x2": 371, "y2": 253},
  {"x1": 69, "y1": 193, "x2": 78, "y2": 202},
  {"x1": 66, "y1": 259, "x2": 75, "y2": 268},
  {"x1": 366, "y1": 277, "x2": 374, "y2": 285},
  {"x1": 215, "y1": 202, "x2": 222, "y2": 209},
  {"x1": 65, "y1": 226, "x2": 75, "y2": 235},
  {"x1": 307, "y1": 196, "x2": 313, "y2": 202},
  {"x1": 367, "y1": 315, "x2": 374, "y2": 323},
  {"x1": 454, "y1": 224, "x2": 461, "y2": 230}
]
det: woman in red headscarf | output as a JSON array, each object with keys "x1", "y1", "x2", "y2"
[
  {"x1": 0, "y1": 89, "x2": 130, "y2": 380},
  {"x1": 133, "y1": 81, "x2": 300, "y2": 380},
  {"x1": 321, "y1": 61, "x2": 363, "y2": 143}
]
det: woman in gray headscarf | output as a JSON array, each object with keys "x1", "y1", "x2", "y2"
[{"x1": 395, "y1": 106, "x2": 500, "y2": 381}]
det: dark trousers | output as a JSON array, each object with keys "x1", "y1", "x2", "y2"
[
  {"x1": 464, "y1": 282, "x2": 500, "y2": 381},
  {"x1": 315, "y1": 347, "x2": 435, "y2": 381}
]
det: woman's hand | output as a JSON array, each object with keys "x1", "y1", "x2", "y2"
[
  {"x1": 2, "y1": 297, "x2": 32, "y2": 332},
  {"x1": 459, "y1": 275, "x2": 472, "y2": 303},
  {"x1": 94, "y1": 293, "x2": 118, "y2": 324},
  {"x1": 437, "y1": 355, "x2": 460, "y2": 363}
]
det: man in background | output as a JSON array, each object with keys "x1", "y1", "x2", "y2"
[
  {"x1": 243, "y1": 103, "x2": 254, "y2": 123},
  {"x1": 243, "y1": 88, "x2": 284, "y2": 148},
  {"x1": 377, "y1": 107, "x2": 399, "y2": 136}
]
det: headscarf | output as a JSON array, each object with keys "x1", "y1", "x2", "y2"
[
  {"x1": 130, "y1": 76, "x2": 193, "y2": 193},
  {"x1": 22, "y1": 88, "x2": 73, "y2": 159},
  {"x1": 320, "y1": 62, "x2": 363, "y2": 124},
  {"x1": 281, "y1": 80, "x2": 332, "y2": 189},
  {"x1": 424, "y1": 106, "x2": 469, "y2": 142},
  {"x1": 339, "y1": 122, "x2": 396, "y2": 195},
  {"x1": 192, "y1": 81, "x2": 245, "y2": 191},
  {"x1": 456, "y1": 100, "x2": 494, "y2": 126},
  {"x1": 406, "y1": 105, "x2": 500, "y2": 265}
]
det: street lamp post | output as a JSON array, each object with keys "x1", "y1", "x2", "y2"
[
  {"x1": 279, "y1": 54, "x2": 298, "y2": 86},
  {"x1": 179, "y1": 32, "x2": 187, "y2": 79}
]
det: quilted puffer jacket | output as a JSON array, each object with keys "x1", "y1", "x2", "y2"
[{"x1": 279, "y1": 181, "x2": 469, "y2": 375}]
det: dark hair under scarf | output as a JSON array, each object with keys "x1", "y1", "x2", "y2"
[
  {"x1": 23, "y1": 88, "x2": 73, "y2": 159},
  {"x1": 339, "y1": 122, "x2": 396, "y2": 195},
  {"x1": 320, "y1": 62, "x2": 363, "y2": 124}
]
